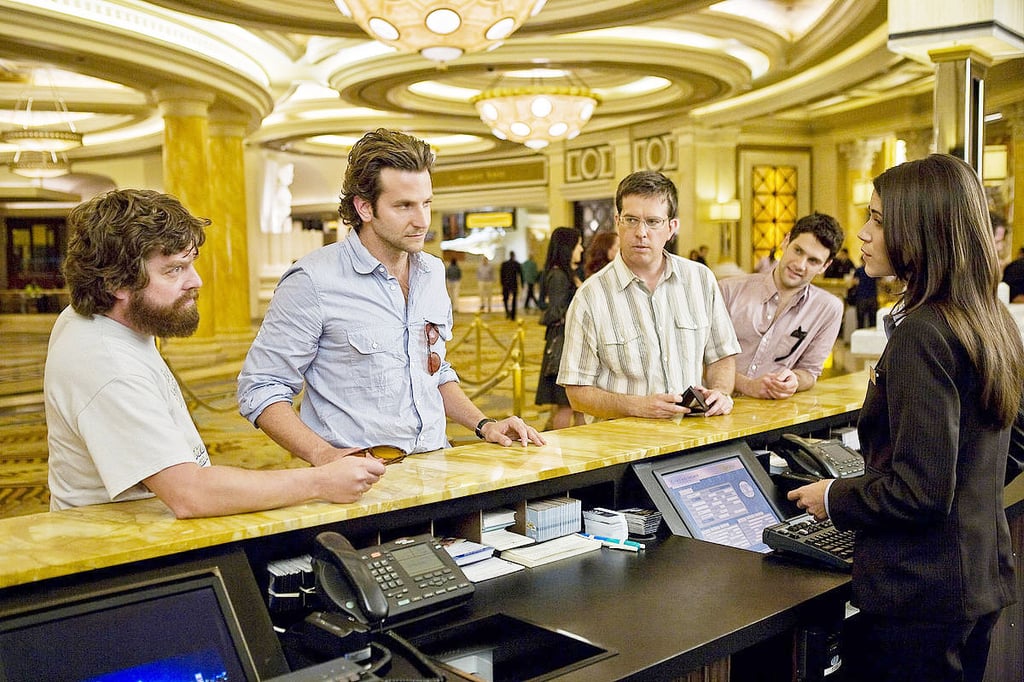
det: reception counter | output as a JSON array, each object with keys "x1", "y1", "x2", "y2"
[{"x1": 0, "y1": 370, "x2": 1020, "y2": 681}]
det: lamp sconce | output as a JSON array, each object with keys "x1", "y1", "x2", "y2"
[
  {"x1": 983, "y1": 145, "x2": 1007, "y2": 182},
  {"x1": 852, "y1": 179, "x2": 873, "y2": 207},
  {"x1": 707, "y1": 200, "x2": 741, "y2": 223},
  {"x1": 706, "y1": 200, "x2": 741, "y2": 262}
]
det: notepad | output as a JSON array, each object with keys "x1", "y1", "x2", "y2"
[{"x1": 500, "y1": 534, "x2": 601, "y2": 568}]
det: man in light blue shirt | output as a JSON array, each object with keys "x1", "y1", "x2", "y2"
[{"x1": 238, "y1": 130, "x2": 543, "y2": 471}]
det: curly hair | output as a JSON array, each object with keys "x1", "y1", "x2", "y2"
[
  {"x1": 338, "y1": 129, "x2": 435, "y2": 232},
  {"x1": 63, "y1": 189, "x2": 209, "y2": 316}
]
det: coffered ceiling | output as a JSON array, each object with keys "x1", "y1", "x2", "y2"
[{"x1": 0, "y1": 0, "x2": 1018, "y2": 168}]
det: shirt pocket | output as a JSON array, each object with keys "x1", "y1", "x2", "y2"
[
  {"x1": 345, "y1": 328, "x2": 403, "y2": 393},
  {"x1": 597, "y1": 328, "x2": 643, "y2": 379}
]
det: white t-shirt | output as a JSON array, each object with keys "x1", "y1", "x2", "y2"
[{"x1": 44, "y1": 308, "x2": 209, "y2": 510}]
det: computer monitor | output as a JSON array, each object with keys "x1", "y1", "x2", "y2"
[
  {"x1": 633, "y1": 442, "x2": 786, "y2": 554},
  {"x1": 0, "y1": 548, "x2": 289, "y2": 682}
]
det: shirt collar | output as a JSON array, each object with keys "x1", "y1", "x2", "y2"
[
  {"x1": 346, "y1": 229, "x2": 426, "y2": 277},
  {"x1": 609, "y1": 250, "x2": 675, "y2": 291},
  {"x1": 762, "y1": 267, "x2": 811, "y2": 307}
]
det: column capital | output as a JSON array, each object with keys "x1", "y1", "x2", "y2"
[
  {"x1": 1004, "y1": 102, "x2": 1024, "y2": 139},
  {"x1": 209, "y1": 108, "x2": 251, "y2": 138},
  {"x1": 839, "y1": 138, "x2": 883, "y2": 174},
  {"x1": 154, "y1": 86, "x2": 215, "y2": 117}
]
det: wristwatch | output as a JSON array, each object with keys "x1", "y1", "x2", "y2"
[{"x1": 475, "y1": 418, "x2": 497, "y2": 439}]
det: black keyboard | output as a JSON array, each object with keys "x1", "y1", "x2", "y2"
[{"x1": 762, "y1": 514, "x2": 855, "y2": 571}]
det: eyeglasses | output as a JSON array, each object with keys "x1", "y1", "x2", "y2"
[
  {"x1": 618, "y1": 214, "x2": 669, "y2": 230},
  {"x1": 425, "y1": 322, "x2": 441, "y2": 375},
  {"x1": 365, "y1": 444, "x2": 408, "y2": 465}
]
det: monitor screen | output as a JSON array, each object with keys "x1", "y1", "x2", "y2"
[
  {"x1": 633, "y1": 442, "x2": 785, "y2": 553},
  {"x1": 0, "y1": 549, "x2": 288, "y2": 682}
]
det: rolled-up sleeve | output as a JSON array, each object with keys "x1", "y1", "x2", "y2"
[{"x1": 237, "y1": 268, "x2": 323, "y2": 425}]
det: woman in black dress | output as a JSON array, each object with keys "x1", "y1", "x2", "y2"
[{"x1": 535, "y1": 227, "x2": 584, "y2": 429}]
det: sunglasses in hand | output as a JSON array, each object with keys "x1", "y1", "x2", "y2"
[{"x1": 346, "y1": 445, "x2": 408, "y2": 465}]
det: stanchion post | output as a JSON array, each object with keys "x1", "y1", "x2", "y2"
[
  {"x1": 511, "y1": 349, "x2": 524, "y2": 417},
  {"x1": 475, "y1": 313, "x2": 483, "y2": 381}
]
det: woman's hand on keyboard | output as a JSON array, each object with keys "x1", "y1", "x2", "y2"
[{"x1": 788, "y1": 479, "x2": 832, "y2": 521}]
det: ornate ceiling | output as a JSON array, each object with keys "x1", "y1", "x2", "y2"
[{"x1": 0, "y1": 0, "x2": 1017, "y2": 168}]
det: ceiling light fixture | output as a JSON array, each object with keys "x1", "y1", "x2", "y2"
[
  {"x1": 334, "y1": 0, "x2": 547, "y2": 62},
  {"x1": 0, "y1": 69, "x2": 83, "y2": 153},
  {"x1": 8, "y1": 150, "x2": 72, "y2": 179},
  {"x1": 472, "y1": 76, "x2": 599, "y2": 150}
]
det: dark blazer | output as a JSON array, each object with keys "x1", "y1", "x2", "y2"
[{"x1": 830, "y1": 304, "x2": 1016, "y2": 622}]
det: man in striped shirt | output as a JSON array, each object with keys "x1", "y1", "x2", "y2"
[{"x1": 558, "y1": 171, "x2": 740, "y2": 420}]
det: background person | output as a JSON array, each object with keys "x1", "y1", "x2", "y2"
[
  {"x1": 445, "y1": 256, "x2": 462, "y2": 312},
  {"x1": 45, "y1": 189, "x2": 385, "y2": 517},
  {"x1": 583, "y1": 230, "x2": 620, "y2": 278},
  {"x1": 720, "y1": 212, "x2": 844, "y2": 399},
  {"x1": 238, "y1": 129, "x2": 543, "y2": 467},
  {"x1": 789, "y1": 154, "x2": 1023, "y2": 682},
  {"x1": 535, "y1": 227, "x2": 585, "y2": 430},
  {"x1": 500, "y1": 250, "x2": 523, "y2": 320},
  {"x1": 560, "y1": 171, "x2": 740, "y2": 419},
  {"x1": 849, "y1": 263, "x2": 878, "y2": 328},
  {"x1": 521, "y1": 253, "x2": 540, "y2": 310},
  {"x1": 476, "y1": 256, "x2": 495, "y2": 313}
]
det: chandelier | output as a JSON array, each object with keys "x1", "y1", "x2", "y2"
[
  {"x1": 1, "y1": 67, "x2": 82, "y2": 175},
  {"x1": 334, "y1": 0, "x2": 547, "y2": 62},
  {"x1": 472, "y1": 83, "x2": 599, "y2": 150},
  {"x1": 8, "y1": 150, "x2": 71, "y2": 179}
]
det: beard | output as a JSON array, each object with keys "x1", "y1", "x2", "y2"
[{"x1": 125, "y1": 289, "x2": 200, "y2": 338}]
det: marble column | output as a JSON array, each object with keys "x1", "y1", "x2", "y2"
[
  {"x1": 155, "y1": 86, "x2": 216, "y2": 337},
  {"x1": 208, "y1": 109, "x2": 252, "y2": 335},
  {"x1": 840, "y1": 138, "x2": 883, "y2": 245}
]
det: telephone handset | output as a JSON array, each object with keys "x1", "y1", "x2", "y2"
[
  {"x1": 773, "y1": 433, "x2": 864, "y2": 479},
  {"x1": 313, "y1": 531, "x2": 388, "y2": 626},
  {"x1": 312, "y1": 531, "x2": 474, "y2": 629}
]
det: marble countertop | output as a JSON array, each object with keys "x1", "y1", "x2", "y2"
[{"x1": 0, "y1": 371, "x2": 870, "y2": 590}]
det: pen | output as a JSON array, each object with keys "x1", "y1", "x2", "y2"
[
  {"x1": 578, "y1": 533, "x2": 645, "y2": 550},
  {"x1": 578, "y1": 534, "x2": 638, "y2": 553}
]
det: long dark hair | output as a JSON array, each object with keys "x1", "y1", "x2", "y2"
[
  {"x1": 874, "y1": 154, "x2": 1024, "y2": 425},
  {"x1": 540, "y1": 227, "x2": 581, "y2": 302}
]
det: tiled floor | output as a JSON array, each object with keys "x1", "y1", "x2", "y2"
[{"x1": 0, "y1": 302, "x2": 862, "y2": 519}]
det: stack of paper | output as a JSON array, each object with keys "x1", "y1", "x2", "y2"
[
  {"x1": 583, "y1": 507, "x2": 629, "y2": 540},
  {"x1": 482, "y1": 507, "x2": 517, "y2": 532},
  {"x1": 500, "y1": 534, "x2": 602, "y2": 568},
  {"x1": 460, "y1": 557, "x2": 525, "y2": 582},
  {"x1": 619, "y1": 508, "x2": 662, "y2": 536},
  {"x1": 481, "y1": 527, "x2": 535, "y2": 551},
  {"x1": 441, "y1": 539, "x2": 495, "y2": 567}
]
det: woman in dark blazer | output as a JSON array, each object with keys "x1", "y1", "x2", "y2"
[{"x1": 789, "y1": 154, "x2": 1024, "y2": 681}]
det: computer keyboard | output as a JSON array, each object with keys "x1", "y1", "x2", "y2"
[{"x1": 762, "y1": 514, "x2": 855, "y2": 571}]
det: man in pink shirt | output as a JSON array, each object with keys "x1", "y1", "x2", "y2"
[{"x1": 720, "y1": 212, "x2": 845, "y2": 399}]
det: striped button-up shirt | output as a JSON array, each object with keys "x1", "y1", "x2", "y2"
[{"x1": 558, "y1": 252, "x2": 740, "y2": 396}]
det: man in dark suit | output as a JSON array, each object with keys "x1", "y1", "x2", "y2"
[{"x1": 500, "y1": 251, "x2": 523, "y2": 320}]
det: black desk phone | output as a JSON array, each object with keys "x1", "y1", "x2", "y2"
[
  {"x1": 773, "y1": 433, "x2": 864, "y2": 479},
  {"x1": 312, "y1": 532, "x2": 474, "y2": 629}
]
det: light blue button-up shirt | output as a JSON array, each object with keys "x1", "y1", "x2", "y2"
[{"x1": 237, "y1": 232, "x2": 457, "y2": 453}]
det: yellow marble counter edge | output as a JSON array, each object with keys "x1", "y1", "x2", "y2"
[{"x1": 0, "y1": 371, "x2": 870, "y2": 590}]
